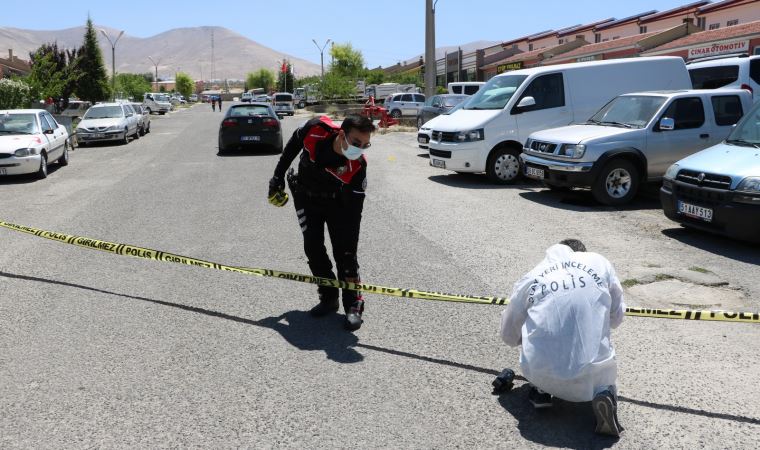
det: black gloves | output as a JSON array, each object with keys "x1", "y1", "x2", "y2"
[{"x1": 268, "y1": 175, "x2": 288, "y2": 207}]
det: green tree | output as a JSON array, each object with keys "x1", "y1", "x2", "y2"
[
  {"x1": 329, "y1": 43, "x2": 365, "y2": 79},
  {"x1": 175, "y1": 72, "x2": 194, "y2": 99},
  {"x1": 26, "y1": 42, "x2": 81, "y2": 106},
  {"x1": 246, "y1": 68, "x2": 276, "y2": 92},
  {"x1": 0, "y1": 78, "x2": 33, "y2": 109},
  {"x1": 321, "y1": 73, "x2": 355, "y2": 99},
  {"x1": 364, "y1": 69, "x2": 385, "y2": 85},
  {"x1": 75, "y1": 16, "x2": 110, "y2": 102},
  {"x1": 114, "y1": 73, "x2": 152, "y2": 100}
]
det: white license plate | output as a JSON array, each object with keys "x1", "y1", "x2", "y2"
[
  {"x1": 431, "y1": 158, "x2": 445, "y2": 168},
  {"x1": 526, "y1": 166, "x2": 545, "y2": 178},
  {"x1": 93, "y1": 133, "x2": 104, "y2": 138},
  {"x1": 241, "y1": 136, "x2": 260, "y2": 142},
  {"x1": 0, "y1": 168, "x2": 6, "y2": 175},
  {"x1": 418, "y1": 136, "x2": 428, "y2": 144},
  {"x1": 678, "y1": 201, "x2": 713, "y2": 222}
]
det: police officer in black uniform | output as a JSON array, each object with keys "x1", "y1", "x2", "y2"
[{"x1": 268, "y1": 115, "x2": 375, "y2": 331}]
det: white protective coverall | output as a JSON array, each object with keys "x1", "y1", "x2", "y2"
[{"x1": 500, "y1": 244, "x2": 625, "y2": 402}]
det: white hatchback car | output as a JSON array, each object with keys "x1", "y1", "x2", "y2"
[
  {"x1": 688, "y1": 54, "x2": 760, "y2": 102},
  {"x1": 0, "y1": 109, "x2": 70, "y2": 179}
]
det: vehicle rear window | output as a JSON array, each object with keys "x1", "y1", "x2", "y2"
[
  {"x1": 274, "y1": 95, "x2": 292, "y2": 102},
  {"x1": 662, "y1": 97, "x2": 705, "y2": 129},
  {"x1": 711, "y1": 95, "x2": 744, "y2": 126},
  {"x1": 230, "y1": 106, "x2": 273, "y2": 116},
  {"x1": 750, "y1": 59, "x2": 760, "y2": 85},
  {"x1": 464, "y1": 85, "x2": 481, "y2": 95},
  {"x1": 413, "y1": 94, "x2": 425, "y2": 102},
  {"x1": 689, "y1": 65, "x2": 740, "y2": 89}
]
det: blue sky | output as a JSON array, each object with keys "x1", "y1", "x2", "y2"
[{"x1": 3, "y1": 0, "x2": 696, "y2": 68}]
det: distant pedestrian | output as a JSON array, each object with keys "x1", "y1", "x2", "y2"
[
  {"x1": 218, "y1": 95, "x2": 223, "y2": 111},
  {"x1": 500, "y1": 239, "x2": 626, "y2": 437},
  {"x1": 211, "y1": 96, "x2": 216, "y2": 112}
]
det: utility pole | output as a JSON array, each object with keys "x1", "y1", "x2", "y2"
[
  {"x1": 100, "y1": 29, "x2": 125, "y2": 101},
  {"x1": 312, "y1": 39, "x2": 331, "y2": 93},
  {"x1": 425, "y1": 0, "x2": 438, "y2": 98},
  {"x1": 148, "y1": 56, "x2": 161, "y2": 92},
  {"x1": 211, "y1": 29, "x2": 216, "y2": 82}
]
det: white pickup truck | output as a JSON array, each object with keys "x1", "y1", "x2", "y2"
[{"x1": 521, "y1": 89, "x2": 753, "y2": 205}]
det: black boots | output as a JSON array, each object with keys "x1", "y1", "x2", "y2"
[{"x1": 344, "y1": 299, "x2": 364, "y2": 331}]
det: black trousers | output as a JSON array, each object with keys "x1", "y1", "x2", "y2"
[{"x1": 291, "y1": 190, "x2": 364, "y2": 311}]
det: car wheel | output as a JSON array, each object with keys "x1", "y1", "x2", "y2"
[
  {"x1": 133, "y1": 127, "x2": 140, "y2": 139},
  {"x1": 416, "y1": 116, "x2": 423, "y2": 129},
  {"x1": 122, "y1": 129, "x2": 129, "y2": 145},
  {"x1": 592, "y1": 159, "x2": 639, "y2": 205},
  {"x1": 139, "y1": 125, "x2": 145, "y2": 136},
  {"x1": 218, "y1": 137, "x2": 226, "y2": 154},
  {"x1": 159, "y1": 111, "x2": 166, "y2": 115},
  {"x1": 486, "y1": 147, "x2": 521, "y2": 184},
  {"x1": 36, "y1": 152, "x2": 48, "y2": 179},
  {"x1": 58, "y1": 140, "x2": 70, "y2": 166},
  {"x1": 390, "y1": 109, "x2": 402, "y2": 119},
  {"x1": 145, "y1": 107, "x2": 152, "y2": 115}
]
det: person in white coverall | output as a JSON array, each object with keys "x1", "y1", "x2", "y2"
[{"x1": 500, "y1": 239, "x2": 626, "y2": 437}]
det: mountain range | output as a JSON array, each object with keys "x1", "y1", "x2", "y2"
[{"x1": 0, "y1": 25, "x2": 322, "y2": 80}]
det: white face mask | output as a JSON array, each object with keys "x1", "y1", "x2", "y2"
[{"x1": 342, "y1": 135, "x2": 365, "y2": 160}]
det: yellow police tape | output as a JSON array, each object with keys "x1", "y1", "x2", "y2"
[{"x1": 1, "y1": 220, "x2": 758, "y2": 324}]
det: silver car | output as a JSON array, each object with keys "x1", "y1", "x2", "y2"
[
  {"x1": 75, "y1": 103, "x2": 140, "y2": 146},
  {"x1": 130, "y1": 103, "x2": 151, "y2": 136},
  {"x1": 384, "y1": 93, "x2": 426, "y2": 118}
]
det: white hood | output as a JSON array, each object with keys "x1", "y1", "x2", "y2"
[
  {"x1": 0, "y1": 134, "x2": 40, "y2": 153},
  {"x1": 428, "y1": 109, "x2": 502, "y2": 132},
  {"x1": 530, "y1": 124, "x2": 638, "y2": 144}
]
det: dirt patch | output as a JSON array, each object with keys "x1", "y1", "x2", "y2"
[{"x1": 626, "y1": 279, "x2": 747, "y2": 310}]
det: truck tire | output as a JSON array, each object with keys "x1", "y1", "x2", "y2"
[
  {"x1": 486, "y1": 147, "x2": 521, "y2": 184},
  {"x1": 592, "y1": 159, "x2": 639, "y2": 205}
]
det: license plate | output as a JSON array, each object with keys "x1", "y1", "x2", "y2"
[
  {"x1": 678, "y1": 201, "x2": 713, "y2": 222},
  {"x1": 431, "y1": 159, "x2": 445, "y2": 168},
  {"x1": 93, "y1": 133, "x2": 104, "y2": 138},
  {"x1": 526, "y1": 166, "x2": 545, "y2": 179},
  {"x1": 241, "y1": 136, "x2": 260, "y2": 142},
  {"x1": 0, "y1": 168, "x2": 6, "y2": 175},
  {"x1": 418, "y1": 136, "x2": 429, "y2": 144}
]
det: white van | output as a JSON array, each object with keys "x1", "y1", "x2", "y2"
[
  {"x1": 428, "y1": 57, "x2": 692, "y2": 183},
  {"x1": 448, "y1": 81, "x2": 485, "y2": 95}
]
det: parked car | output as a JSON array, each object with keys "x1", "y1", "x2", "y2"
[
  {"x1": 417, "y1": 94, "x2": 469, "y2": 129},
  {"x1": 130, "y1": 103, "x2": 151, "y2": 135},
  {"x1": 384, "y1": 93, "x2": 426, "y2": 118},
  {"x1": 272, "y1": 92, "x2": 295, "y2": 117},
  {"x1": 218, "y1": 103, "x2": 283, "y2": 154},
  {"x1": 427, "y1": 57, "x2": 692, "y2": 184},
  {"x1": 661, "y1": 98, "x2": 760, "y2": 243},
  {"x1": 59, "y1": 100, "x2": 92, "y2": 120},
  {"x1": 255, "y1": 95, "x2": 271, "y2": 103},
  {"x1": 143, "y1": 93, "x2": 172, "y2": 115},
  {"x1": 76, "y1": 102, "x2": 140, "y2": 146},
  {"x1": 521, "y1": 89, "x2": 752, "y2": 205},
  {"x1": 0, "y1": 109, "x2": 70, "y2": 179},
  {"x1": 448, "y1": 81, "x2": 485, "y2": 95},
  {"x1": 418, "y1": 101, "x2": 467, "y2": 149},
  {"x1": 241, "y1": 92, "x2": 253, "y2": 103},
  {"x1": 688, "y1": 54, "x2": 760, "y2": 102},
  {"x1": 189, "y1": 94, "x2": 198, "y2": 102}
]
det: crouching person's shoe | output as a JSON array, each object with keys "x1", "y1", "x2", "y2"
[
  {"x1": 528, "y1": 385, "x2": 553, "y2": 409},
  {"x1": 593, "y1": 390, "x2": 624, "y2": 437},
  {"x1": 344, "y1": 299, "x2": 364, "y2": 331},
  {"x1": 309, "y1": 295, "x2": 339, "y2": 317}
]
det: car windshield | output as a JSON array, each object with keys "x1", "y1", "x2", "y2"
[
  {"x1": 587, "y1": 95, "x2": 668, "y2": 128},
  {"x1": 84, "y1": 106, "x2": 124, "y2": 119},
  {"x1": 0, "y1": 113, "x2": 39, "y2": 135},
  {"x1": 443, "y1": 96, "x2": 467, "y2": 107},
  {"x1": 726, "y1": 102, "x2": 760, "y2": 146},
  {"x1": 230, "y1": 106, "x2": 273, "y2": 117},
  {"x1": 463, "y1": 75, "x2": 528, "y2": 110},
  {"x1": 154, "y1": 94, "x2": 170, "y2": 102}
]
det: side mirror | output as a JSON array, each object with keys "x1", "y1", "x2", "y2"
[
  {"x1": 659, "y1": 117, "x2": 675, "y2": 131},
  {"x1": 516, "y1": 96, "x2": 536, "y2": 109}
]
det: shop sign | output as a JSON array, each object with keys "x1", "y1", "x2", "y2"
[
  {"x1": 688, "y1": 40, "x2": 749, "y2": 59},
  {"x1": 497, "y1": 62, "x2": 523, "y2": 73},
  {"x1": 576, "y1": 55, "x2": 598, "y2": 62}
]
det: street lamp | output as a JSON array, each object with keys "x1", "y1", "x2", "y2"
[
  {"x1": 100, "y1": 29, "x2": 125, "y2": 101},
  {"x1": 312, "y1": 38, "x2": 331, "y2": 91},
  {"x1": 148, "y1": 56, "x2": 162, "y2": 93}
]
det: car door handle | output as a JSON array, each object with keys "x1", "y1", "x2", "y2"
[{"x1": 700, "y1": 133, "x2": 709, "y2": 139}]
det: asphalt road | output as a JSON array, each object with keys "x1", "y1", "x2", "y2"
[{"x1": 1, "y1": 104, "x2": 758, "y2": 448}]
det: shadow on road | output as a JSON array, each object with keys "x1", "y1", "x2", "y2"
[
  {"x1": 661, "y1": 227, "x2": 760, "y2": 264},
  {"x1": 518, "y1": 187, "x2": 661, "y2": 212},
  {"x1": 217, "y1": 146, "x2": 282, "y2": 157},
  {"x1": 2, "y1": 269, "x2": 759, "y2": 428},
  {"x1": 428, "y1": 173, "x2": 539, "y2": 190},
  {"x1": 0, "y1": 164, "x2": 63, "y2": 185},
  {"x1": 498, "y1": 384, "x2": 618, "y2": 449}
]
